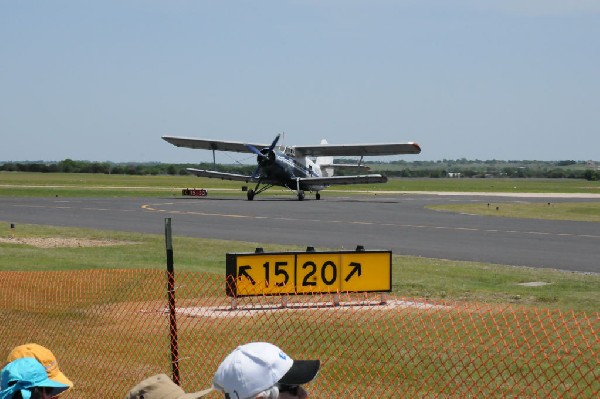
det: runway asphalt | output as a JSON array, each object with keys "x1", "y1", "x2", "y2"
[{"x1": 0, "y1": 193, "x2": 598, "y2": 273}]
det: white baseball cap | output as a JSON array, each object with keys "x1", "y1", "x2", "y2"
[{"x1": 213, "y1": 342, "x2": 320, "y2": 399}]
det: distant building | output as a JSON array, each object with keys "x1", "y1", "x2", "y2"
[{"x1": 586, "y1": 160, "x2": 600, "y2": 170}]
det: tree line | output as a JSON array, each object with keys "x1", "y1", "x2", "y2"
[{"x1": 1, "y1": 158, "x2": 598, "y2": 181}]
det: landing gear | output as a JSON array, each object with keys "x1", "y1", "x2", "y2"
[
  {"x1": 246, "y1": 181, "x2": 272, "y2": 200},
  {"x1": 316, "y1": 193, "x2": 321, "y2": 200},
  {"x1": 295, "y1": 178, "x2": 305, "y2": 201}
]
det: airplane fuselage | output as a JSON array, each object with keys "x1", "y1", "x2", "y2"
[{"x1": 262, "y1": 150, "x2": 327, "y2": 192}]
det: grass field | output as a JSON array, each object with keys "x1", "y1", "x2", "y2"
[
  {"x1": 428, "y1": 201, "x2": 600, "y2": 222},
  {"x1": 2, "y1": 172, "x2": 598, "y2": 397},
  {"x1": 1, "y1": 171, "x2": 600, "y2": 197}
]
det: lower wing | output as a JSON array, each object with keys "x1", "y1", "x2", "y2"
[
  {"x1": 318, "y1": 163, "x2": 371, "y2": 173},
  {"x1": 186, "y1": 168, "x2": 387, "y2": 186},
  {"x1": 299, "y1": 174, "x2": 387, "y2": 186},
  {"x1": 186, "y1": 168, "x2": 257, "y2": 182}
]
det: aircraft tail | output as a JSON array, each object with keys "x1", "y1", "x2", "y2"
[{"x1": 316, "y1": 139, "x2": 334, "y2": 177}]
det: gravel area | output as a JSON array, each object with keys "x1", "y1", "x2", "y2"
[{"x1": 0, "y1": 237, "x2": 135, "y2": 248}]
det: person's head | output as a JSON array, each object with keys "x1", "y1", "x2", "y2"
[
  {"x1": 6, "y1": 344, "x2": 72, "y2": 391},
  {"x1": 6, "y1": 387, "x2": 53, "y2": 399},
  {"x1": 0, "y1": 358, "x2": 70, "y2": 399},
  {"x1": 125, "y1": 374, "x2": 213, "y2": 399},
  {"x1": 213, "y1": 342, "x2": 320, "y2": 399}
]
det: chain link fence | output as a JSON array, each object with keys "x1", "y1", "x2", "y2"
[{"x1": 1, "y1": 269, "x2": 598, "y2": 398}]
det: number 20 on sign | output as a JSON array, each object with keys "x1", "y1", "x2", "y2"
[{"x1": 225, "y1": 250, "x2": 392, "y2": 297}]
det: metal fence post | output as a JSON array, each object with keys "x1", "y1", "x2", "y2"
[{"x1": 165, "y1": 218, "x2": 180, "y2": 385}]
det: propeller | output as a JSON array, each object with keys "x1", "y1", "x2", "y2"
[
  {"x1": 268, "y1": 133, "x2": 281, "y2": 151},
  {"x1": 246, "y1": 134, "x2": 281, "y2": 176},
  {"x1": 246, "y1": 134, "x2": 280, "y2": 158}
]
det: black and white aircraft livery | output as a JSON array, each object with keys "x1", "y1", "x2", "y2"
[{"x1": 162, "y1": 134, "x2": 421, "y2": 200}]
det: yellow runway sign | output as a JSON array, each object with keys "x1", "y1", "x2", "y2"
[{"x1": 226, "y1": 249, "x2": 391, "y2": 297}]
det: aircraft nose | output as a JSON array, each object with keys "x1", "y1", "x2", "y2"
[{"x1": 257, "y1": 148, "x2": 275, "y2": 166}]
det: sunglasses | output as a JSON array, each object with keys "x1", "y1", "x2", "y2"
[
  {"x1": 6, "y1": 383, "x2": 54, "y2": 399},
  {"x1": 278, "y1": 384, "x2": 300, "y2": 396},
  {"x1": 31, "y1": 386, "x2": 55, "y2": 398}
]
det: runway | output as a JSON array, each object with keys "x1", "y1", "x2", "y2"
[{"x1": 0, "y1": 193, "x2": 598, "y2": 273}]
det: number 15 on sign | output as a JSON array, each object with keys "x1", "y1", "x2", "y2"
[{"x1": 233, "y1": 254, "x2": 296, "y2": 296}]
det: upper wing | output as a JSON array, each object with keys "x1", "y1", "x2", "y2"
[
  {"x1": 162, "y1": 136, "x2": 269, "y2": 154},
  {"x1": 292, "y1": 142, "x2": 421, "y2": 157},
  {"x1": 299, "y1": 174, "x2": 388, "y2": 186},
  {"x1": 186, "y1": 168, "x2": 257, "y2": 182}
]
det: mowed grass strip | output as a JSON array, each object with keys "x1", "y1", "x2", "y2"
[
  {"x1": 428, "y1": 201, "x2": 600, "y2": 222},
  {"x1": 2, "y1": 172, "x2": 600, "y2": 197},
  {"x1": 1, "y1": 222, "x2": 598, "y2": 313},
  {"x1": 383, "y1": 177, "x2": 600, "y2": 194}
]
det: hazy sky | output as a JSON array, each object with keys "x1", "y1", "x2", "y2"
[{"x1": 2, "y1": 1, "x2": 599, "y2": 163}]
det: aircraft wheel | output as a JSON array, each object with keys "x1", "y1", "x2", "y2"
[
  {"x1": 297, "y1": 191, "x2": 305, "y2": 201},
  {"x1": 316, "y1": 193, "x2": 321, "y2": 200},
  {"x1": 247, "y1": 190, "x2": 255, "y2": 201}
]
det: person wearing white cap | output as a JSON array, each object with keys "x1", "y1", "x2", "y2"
[{"x1": 213, "y1": 342, "x2": 320, "y2": 399}]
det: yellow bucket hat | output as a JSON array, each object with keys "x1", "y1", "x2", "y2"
[{"x1": 7, "y1": 344, "x2": 73, "y2": 388}]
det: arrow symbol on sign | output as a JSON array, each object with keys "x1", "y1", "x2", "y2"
[
  {"x1": 344, "y1": 262, "x2": 362, "y2": 282},
  {"x1": 238, "y1": 266, "x2": 256, "y2": 285}
]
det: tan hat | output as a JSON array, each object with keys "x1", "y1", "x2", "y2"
[
  {"x1": 125, "y1": 374, "x2": 213, "y2": 399},
  {"x1": 7, "y1": 343, "x2": 73, "y2": 388}
]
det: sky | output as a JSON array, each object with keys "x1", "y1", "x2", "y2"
[{"x1": 1, "y1": 0, "x2": 599, "y2": 164}]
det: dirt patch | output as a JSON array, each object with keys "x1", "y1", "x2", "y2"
[
  {"x1": 176, "y1": 299, "x2": 451, "y2": 318},
  {"x1": 0, "y1": 236, "x2": 137, "y2": 248},
  {"x1": 517, "y1": 281, "x2": 551, "y2": 287}
]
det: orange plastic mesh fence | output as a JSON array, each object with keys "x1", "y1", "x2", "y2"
[{"x1": 1, "y1": 270, "x2": 598, "y2": 398}]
